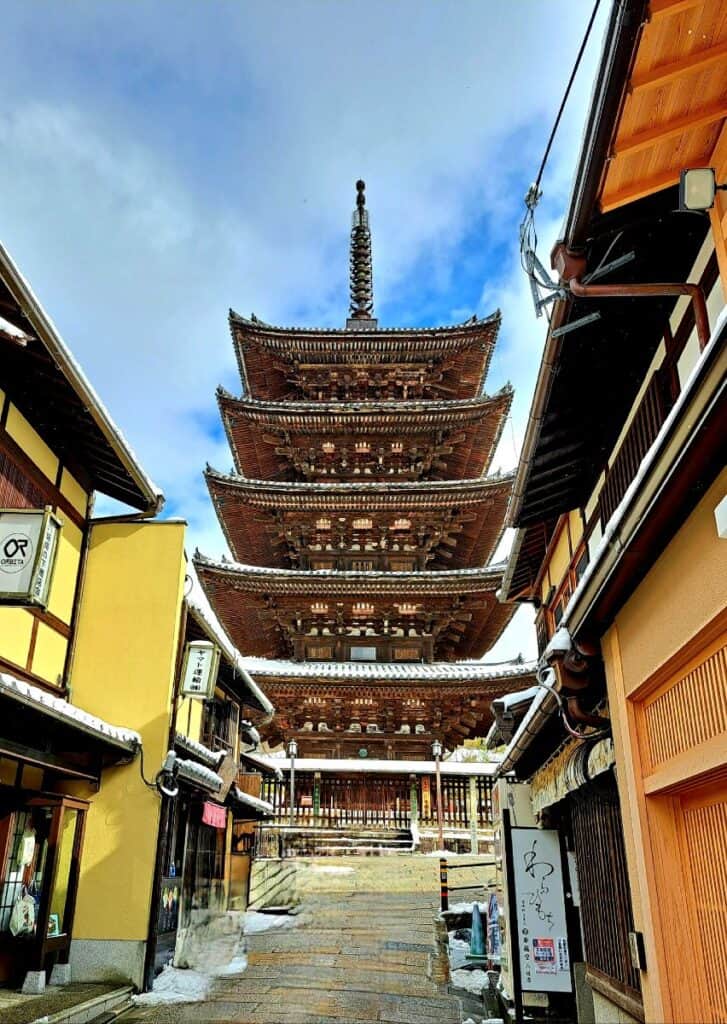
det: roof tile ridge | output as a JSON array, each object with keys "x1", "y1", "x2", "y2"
[
  {"x1": 193, "y1": 551, "x2": 506, "y2": 580},
  {"x1": 204, "y1": 466, "x2": 516, "y2": 489}
]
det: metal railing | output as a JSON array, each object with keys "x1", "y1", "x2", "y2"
[{"x1": 439, "y1": 856, "x2": 496, "y2": 912}]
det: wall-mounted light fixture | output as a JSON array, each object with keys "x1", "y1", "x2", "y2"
[{"x1": 679, "y1": 167, "x2": 727, "y2": 212}]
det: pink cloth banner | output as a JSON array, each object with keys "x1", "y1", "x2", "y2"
[{"x1": 202, "y1": 801, "x2": 227, "y2": 829}]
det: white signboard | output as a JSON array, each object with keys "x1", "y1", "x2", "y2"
[
  {"x1": 511, "y1": 827, "x2": 572, "y2": 993},
  {"x1": 0, "y1": 509, "x2": 61, "y2": 609},
  {"x1": 180, "y1": 640, "x2": 220, "y2": 699}
]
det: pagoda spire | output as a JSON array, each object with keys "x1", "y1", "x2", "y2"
[{"x1": 347, "y1": 179, "x2": 377, "y2": 328}]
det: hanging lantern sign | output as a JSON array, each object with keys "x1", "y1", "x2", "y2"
[
  {"x1": 180, "y1": 640, "x2": 221, "y2": 699},
  {"x1": 0, "y1": 508, "x2": 61, "y2": 609}
]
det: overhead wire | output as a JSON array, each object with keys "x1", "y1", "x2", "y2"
[{"x1": 520, "y1": 0, "x2": 604, "y2": 303}]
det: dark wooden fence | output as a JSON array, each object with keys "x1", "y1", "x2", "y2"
[{"x1": 259, "y1": 771, "x2": 494, "y2": 831}]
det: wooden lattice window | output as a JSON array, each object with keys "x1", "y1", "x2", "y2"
[{"x1": 569, "y1": 775, "x2": 642, "y2": 998}]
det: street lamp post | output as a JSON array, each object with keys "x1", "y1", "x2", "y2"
[
  {"x1": 432, "y1": 738, "x2": 444, "y2": 851},
  {"x1": 288, "y1": 738, "x2": 298, "y2": 830}
]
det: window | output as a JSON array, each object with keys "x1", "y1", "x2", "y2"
[
  {"x1": 389, "y1": 558, "x2": 415, "y2": 572},
  {"x1": 349, "y1": 646, "x2": 377, "y2": 661},
  {"x1": 350, "y1": 559, "x2": 374, "y2": 571},
  {"x1": 306, "y1": 644, "x2": 333, "y2": 660},
  {"x1": 352, "y1": 602, "x2": 374, "y2": 617},
  {"x1": 310, "y1": 602, "x2": 328, "y2": 614},
  {"x1": 352, "y1": 517, "x2": 372, "y2": 530},
  {"x1": 392, "y1": 517, "x2": 411, "y2": 530},
  {"x1": 321, "y1": 442, "x2": 335, "y2": 454},
  {"x1": 394, "y1": 646, "x2": 420, "y2": 661},
  {"x1": 315, "y1": 517, "x2": 331, "y2": 531}
]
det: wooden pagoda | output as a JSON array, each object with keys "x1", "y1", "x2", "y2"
[{"x1": 196, "y1": 180, "x2": 532, "y2": 758}]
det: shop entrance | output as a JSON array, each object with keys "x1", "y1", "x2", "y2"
[{"x1": 0, "y1": 791, "x2": 87, "y2": 985}]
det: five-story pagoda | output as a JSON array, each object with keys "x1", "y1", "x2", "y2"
[{"x1": 195, "y1": 182, "x2": 533, "y2": 762}]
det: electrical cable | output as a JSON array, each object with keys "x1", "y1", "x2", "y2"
[
  {"x1": 519, "y1": 0, "x2": 604, "y2": 307},
  {"x1": 533, "y1": 0, "x2": 603, "y2": 193},
  {"x1": 137, "y1": 743, "x2": 162, "y2": 793}
]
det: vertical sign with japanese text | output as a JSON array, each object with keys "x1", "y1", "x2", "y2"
[
  {"x1": 510, "y1": 827, "x2": 572, "y2": 993},
  {"x1": 180, "y1": 640, "x2": 221, "y2": 699}
]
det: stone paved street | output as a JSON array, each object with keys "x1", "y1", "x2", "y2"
[{"x1": 121, "y1": 889, "x2": 463, "y2": 1023}]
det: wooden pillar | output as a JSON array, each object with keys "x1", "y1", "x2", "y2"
[
  {"x1": 313, "y1": 772, "x2": 321, "y2": 826},
  {"x1": 468, "y1": 775, "x2": 479, "y2": 854},
  {"x1": 409, "y1": 773, "x2": 418, "y2": 837}
]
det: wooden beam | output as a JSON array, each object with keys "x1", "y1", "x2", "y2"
[
  {"x1": 614, "y1": 103, "x2": 727, "y2": 157},
  {"x1": 601, "y1": 167, "x2": 683, "y2": 211},
  {"x1": 630, "y1": 41, "x2": 727, "y2": 93},
  {"x1": 648, "y1": 0, "x2": 701, "y2": 17}
]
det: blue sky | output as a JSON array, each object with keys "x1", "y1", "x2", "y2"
[{"x1": 0, "y1": 1, "x2": 609, "y2": 661}]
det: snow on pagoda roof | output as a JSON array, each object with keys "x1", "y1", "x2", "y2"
[
  {"x1": 240, "y1": 657, "x2": 536, "y2": 682},
  {"x1": 229, "y1": 308, "x2": 501, "y2": 339},
  {"x1": 217, "y1": 386, "x2": 513, "y2": 419},
  {"x1": 194, "y1": 552, "x2": 507, "y2": 588},
  {"x1": 205, "y1": 466, "x2": 514, "y2": 497}
]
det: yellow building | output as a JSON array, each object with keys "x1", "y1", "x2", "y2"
[
  {"x1": 0, "y1": 240, "x2": 274, "y2": 995},
  {"x1": 500, "y1": 3, "x2": 726, "y2": 1023}
]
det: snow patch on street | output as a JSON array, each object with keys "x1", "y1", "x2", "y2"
[
  {"x1": 214, "y1": 953, "x2": 248, "y2": 976},
  {"x1": 311, "y1": 864, "x2": 355, "y2": 875},
  {"x1": 243, "y1": 910, "x2": 302, "y2": 934},
  {"x1": 134, "y1": 964, "x2": 211, "y2": 1004},
  {"x1": 451, "y1": 967, "x2": 490, "y2": 994}
]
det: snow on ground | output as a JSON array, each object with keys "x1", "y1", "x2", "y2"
[
  {"x1": 214, "y1": 954, "x2": 248, "y2": 976},
  {"x1": 135, "y1": 909, "x2": 301, "y2": 1004},
  {"x1": 443, "y1": 900, "x2": 488, "y2": 915},
  {"x1": 451, "y1": 968, "x2": 490, "y2": 994},
  {"x1": 448, "y1": 934, "x2": 472, "y2": 970},
  {"x1": 133, "y1": 965, "x2": 211, "y2": 1005},
  {"x1": 311, "y1": 864, "x2": 355, "y2": 875},
  {"x1": 243, "y1": 910, "x2": 304, "y2": 934}
]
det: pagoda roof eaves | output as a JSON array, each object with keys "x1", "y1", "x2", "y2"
[
  {"x1": 229, "y1": 307, "x2": 501, "y2": 340},
  {"x1": 205, "y1": 465, "x2": 515, "y2": 499},
  {"x1": 194, "y1": 552, "x2": 506, "y2": 591},
  {"x1": 216, "y1": 386, "x2": 513, "y2": 419}
]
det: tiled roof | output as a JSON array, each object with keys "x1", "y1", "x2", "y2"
[
  {"x1": 229, "y1": 309, "x2": 501, "y2": 338},
  {"x1": 240, "y1": 657, "x2": 535, "y2": 682}
]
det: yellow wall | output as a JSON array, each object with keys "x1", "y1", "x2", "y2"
[
  {"x1": 0, "y1": 399, "x2": 91, "y2": 686},
  {"x1": 0, "y1": 607, "x2": 33, "y2": 669},
  {"x1": 5, "y1": 404, "x2": 59, "y2": 482},
  {"x1": 610, "y1": 468, "x2": 727, "y2": 692},
  {"x1": 68, "y1": 520, "x2": 186, "y2": 943},
  {"x1": 31, "y1": 622, "x2": 68, "y2": 685},
  {"x1": 603, "y1": 469, "x2": 727, "y2": 1024}
]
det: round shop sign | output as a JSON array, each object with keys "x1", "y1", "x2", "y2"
[{"x1": 1, "y1": 533, "x2": 33, "y2": 575}]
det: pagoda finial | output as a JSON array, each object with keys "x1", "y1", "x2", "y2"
[{"x1": 348, "y1": 179, "x2": 375, "y2": 326}]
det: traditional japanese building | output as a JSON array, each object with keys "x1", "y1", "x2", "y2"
[{"x1": 195, "y1": 181, "x2": 533, "y2": 844}]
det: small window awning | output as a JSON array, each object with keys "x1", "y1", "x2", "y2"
[
  {"x1": 239, "y1": 747, "x2": 283, "y2": 779},
  {"x1": 228, "y1": 785, "x2": 273, "y2": 819}
]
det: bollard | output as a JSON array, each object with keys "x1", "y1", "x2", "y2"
[
  {"x1": 439, "y1": 857, "x2": 449, "y2": 912},
  {"x1": 470, "y1": 901, "x2": 486, "y2": 958}
]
